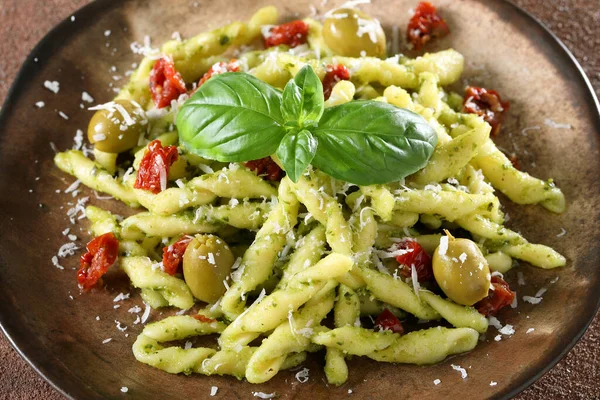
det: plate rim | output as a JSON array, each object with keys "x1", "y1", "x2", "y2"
[{"x1": 0, "y1": 0, "x2": 598, "y2": 399}]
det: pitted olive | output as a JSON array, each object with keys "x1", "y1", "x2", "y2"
[
  {"x1": 432, "y1": 231, "x2": 490, "y2": 306},
  {"x1": 183, "y1": 234, "x2": 235, "y2": 303},
  {"x1": 323, "y1": 8, "x2": 386, "y2": 58},
  {"x1": 87, "y1": 99, "x2": 146, "y2": 153}
]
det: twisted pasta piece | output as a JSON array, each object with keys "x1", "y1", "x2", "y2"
[
  {"x1": 188, "y1": 165, "x2": 278, "y2": 199},
  {"x1": 358, "y1": 266, "x2": 440, "y2": 320},
  {"x1": 121, "y1": 256, "x2": 194, "y2": 309},
  {"x1": 120, "y1": 211, "x2": 219, "y2": 240},
  {"x1": 133, "y1": 314, "x2": 307, "y2": 378},
  {"x1": 54, "y1": 150, "x2": 139, "y2": 206},
  {"x1": 409, "y1": 114, "x2": 491, "y2": 185},
  {"x1": 219, "y1": 255, "x2": 351, "y2": 348},
  {"x1": 278, "y1": 225, "x2": 326, "y2": 287},
  {"x1": 393, "y1": 189, "x2": 498, "y2": 222},
  {"x1": 161, "y1": 7, "x2": 278, "y2": 83},
  {"x1": 325, "y1": 284, "x2": 361, "y2": 385},
  {"x1": 220, "y1": 177, "x2": 300, "y2": 318},
  {"x1": 313, "y1": 326, "x2": 479, "y2": 364},
  {"x1": 419, "y1": 290, "x2": 488, "y2": 333},
  {"x1": 245, "y1": 284, "x2": 335, "y2": 383},
  {"x1": 474, "y1": 140, "x2": 566, "y2": 213}
]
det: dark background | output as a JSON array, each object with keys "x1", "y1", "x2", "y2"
[{"x1": 0, "y1": 0, "x2": 598, "y2": 398}]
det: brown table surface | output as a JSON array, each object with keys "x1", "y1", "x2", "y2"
[{"x1": 0, "y1": 0, "x2": 598, "y2": 399}]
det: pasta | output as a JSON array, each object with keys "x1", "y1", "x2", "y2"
[{"x1": 52, "y1": 2, "x2": 567, "y2": 388}]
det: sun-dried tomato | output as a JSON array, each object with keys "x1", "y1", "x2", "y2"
[
  {"x1": 77, "y1": 232, "x2": 119, "y2": 291},
  {"x1": 463, "y1": 86, "x2": 510, "y2": 136},
  {"x1": 134, "y1": 140, "x2": 179, "y2": 194},
  {"x1": 197, "y1": 59, "x2": 240, "y2": 88},
  {"x1": 394, "y1": 239, "x2": 433, "y2": 282},
  {"x1": 407, "y1": 1, "x2": 450, "y2": 51},
  {"x1": 475, "y1": 276, "x2": 516, "y2": 316},
  {"x1": 322, "y1": 64, "x2": 351, "y2": 100},
  {"x1": 192, "y1": 314, "x2": 217, "y2": 323},
  {"x1": 162, "y1": 236, "x2": 193, "y2": 276},
  {"x1": 263, "y1": 20, "x2": 309, "y2": 48},
  {"x1": 509, "y1": 154, "x2": 521, "y2": 170},
  {"x1": 149, "y1": 55, "x2": 187, "y2": 109},
  {"x1": 243, "y1": 157, "x2": 284, "y2": 181},
  {"x1": 374, "y1": 309, "x2": 404, "y2": 334}
]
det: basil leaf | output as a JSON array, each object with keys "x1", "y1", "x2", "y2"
[
  {"x1": 281, "y1": 65, "x2": 324, "y2": 129},
  {"x1": 311, "y1": 101, "x2": 438, "y2": 185},
  {"x1": 276, "y1": 129, "x2": 317, "y2": 183},
  {"x1": 177, "y1": 72, "x2": 286, "y2": 162}
]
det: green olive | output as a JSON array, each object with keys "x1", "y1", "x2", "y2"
[
  {"x1": 183, "y1": 234, "x2": 235, "y2": 303},
  {"x1": 87, "y1": 99, "x2": 146, "y2": 153},
  {"x1": 432, "y1": 233, "x2": 491, "y2": 306},
  {"x1": 323, "y1": 8, "x2": 386, "y2": 58}
]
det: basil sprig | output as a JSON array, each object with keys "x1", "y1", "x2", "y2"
[{"x1": 177, "y1": 65, "x2": 437, "y2": 185}]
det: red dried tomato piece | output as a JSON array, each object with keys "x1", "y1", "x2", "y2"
[
  {"x1": 407, "y1": 1, "x2": 450, "y2": 51},
  {"x1": 263, "y1": 20, "x2": 309, "y2": 48},
  {"x1": 77, "y1": 232, "x2": 119, "y2": 291},
  {"x1": 134, "y1": 140, "x2": 179, "y2": 194},
  {"x1": 463, "y1": 86, "x2": 510, "y2": 136},
  {"x1": 162, "y1": 236, "x2": 193, "y2": 276},
  {"x1": 475, "y1": 276, "x2": 516, "y2": 316},
  {"x1": 243, "y1": 157, "x2": 284, "y2": 181},
  {"x1": 322, "y1": 64, "x2": 351, "y2": 100},
  {"x1": 509, "y1": 154, "x2": 521, "y2": 170},
  {"x1": 149, "y1": 55, "x2": 187, "y2": 109},
  {"x1": 374, "y1": 309, "x2": 404, "y2": 334},
  {"x1": 197, "y1": 59, "x2": 240, "y2": 88},
  {"x1": 192, "y1": 314, "x2": 217, "y2": 323},
  {"x1": 394, "y1": 239, "x2": 433, "y2": 282}
]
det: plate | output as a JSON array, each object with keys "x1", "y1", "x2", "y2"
[{"x1": 0, "y1": 0, "x2": 599, "y2": 398}]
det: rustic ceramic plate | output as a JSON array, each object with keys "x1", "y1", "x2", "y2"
[{"x1": 0, "y1": 0, "x2": 598, "y2": 398}]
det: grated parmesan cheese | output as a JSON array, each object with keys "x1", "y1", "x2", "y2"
[
  {"x1": 487, "y1": 316, "x2": 502, "y2": 330},
  {"x1": 51, "y1": 256, "x2": 64, "y2": 270},
  {"x1": 64, "y1": 179, "x2": 81, "y2": 194},
  {"x1": 523, "y1": 296, "x2": 542, "y2": 304},
  {"x1": 433, "y1": 379, "x2": 441, "y2": 385},
  {"x1": 438, "y1": 236, "x2": 449, "y2": 256},
  {"x1": 114, "y1": 293, "x2": 131, "y2": 302},
  {"x1": 210, "y1": 386, "x2": 218, "y2": 396},
  {"x1": 376, "y1": 247, "x2": 413, "y2": 259},
  {"x1": 490, "y1": 381, "x2": 497, "y2": 386},
  {"x1": 73, "y1": 129, "x2": 84, "y2": 151},
  {"x1": 140, "y1": 303, "x2": 151, "y2": 323},
  {"x1": 253, "y1": 392, "x2": 276, "y2": 399},
  {"x1": 517, "y1": 271, "x2": 525, "y2": 286},
  {"x1": 82, "y1": 91, "x2": 94, "y2": 103},
  {"x1": 44, "y1": 80, "x2": 60, "y2": 93},
  {"x1": 58, "y1": 111, "x2": 69, "y2": 120},
  {"x1": 58, "y1": 242, "x2": 80, "y2": 257},
  {"x1": 451, "y1": 364, "x2": 468, "y2": 379},
  {"x1": 295, "y1": 367, "x2": 310, "y2": 383},
  {"x1": 102, "y1": 338, "x2": 112, "y2": 344},
  {"x1": 411, "y1": 265, "x2": 421, "y2": 299},
  {"x1": 499, "y1": 324, "x2": 515, "y2": 336},
  {"x1": 115, "y1": 320, "x2": 127, "y2": 332},
  {"x1": 120, "y1": 386, "x2": 128, "y2": 393},
  {"x1": 526, "y1": 328, "x2": 535, "y2": 334},
  {"x1": 35, "y1": 101, "x2": 45, "y2": 108}
]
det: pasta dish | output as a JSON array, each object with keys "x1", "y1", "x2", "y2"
[{"x1": 53, "y1": 1, "x2": 566, "y2": 386}]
